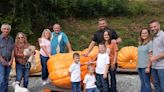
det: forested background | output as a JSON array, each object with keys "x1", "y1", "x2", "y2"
[{"x1": 0, "y1": 0, "x2": 164, "y2": 50}]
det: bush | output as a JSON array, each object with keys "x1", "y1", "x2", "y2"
[
  {"x1": 48, "y1": 0, "x2": 129, "y2": 18},
  {"x1": 127, "y1": 1, "x2": 149, "y2": 16},
  {"x1": 74, "y1": 0, "x2": 129, "y2": 17}
]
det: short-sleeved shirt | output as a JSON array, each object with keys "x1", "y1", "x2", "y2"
[
  {"x1": 92, "y1": 28, "x2": 119, "y2": 44},
  {"x1": 138, "y1": 41, "x2": 152, "y2": 68},
  {"x1": 0, "y1": 34, "x2": 14, "y2": 62},
  {"x1": 39, "y1": 38, "x2": 51, "y2": 57},
  {"x1": 152, "y1": 30, "x2": 164, "y2": 69},
  {"x1": 107, "y1": 42, "x2": 118, "y2": 65},
  {"x1": 95, "y1": 53, "x2": 110, "y2": 74},
  {"x1": 83, "y1": 74, "x2": 97, "y2": 89},
  {"x1": 51, "y1": 31, "x2": 69, "y2": 55},
  {"x1": 68, "y1": 62, "x2": 81, "y2": 82}
]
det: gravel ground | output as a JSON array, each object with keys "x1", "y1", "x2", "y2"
[{"x1": 8, "y1": 74, "x2": 141, "y2": 92}]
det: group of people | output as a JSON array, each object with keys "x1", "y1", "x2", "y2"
[
  {"x1": 0, "y1": 23, "x2": 73, "y2": 92},
  {"x1": 69, "y1": 18, "x2": 121, "y2": 92},
  {"x1": 137, "y1": 20, "x2": 164, "y2": 92},
  {"x1": 39, "y1": 24, "x2": 72, "y2": 85},
  {"x1": 0, "y1": 18, "x2": 163, "y2": 92},
  {"x1": 68, "y1": 18, "x2": 164, "y2": 92}
]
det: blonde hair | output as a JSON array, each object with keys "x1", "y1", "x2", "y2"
[
  {"x1": 87, "y1": 65, "x2": 94, "y2": 73},
  {"x1": 15, "y1": 32, "x2": 28, "y2": 45},
  {"x1": 41, "y1": 29, "x2": 51, "y2": 40},
  {"x1": 1, "y1": 23, "x2": 11, "y2": 31}
]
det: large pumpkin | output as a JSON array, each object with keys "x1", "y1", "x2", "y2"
[
  {"x1": 47, "y1": 52, "x2": 91, "y2": 88},
  {"x1": 117, "y1": 46, "x2": 138, "y2": 69},
  {"x1": 29, "y1": 50, "x2": 42, "y2": 74},
  {"x1": 11, "y1": 50, "x2": 42, "y2": 76},
  {"x1": 47, "y1": 47, "x2": 98, "y2": 88},
  {"x1": 81, "y1": 46, "x2": 98, "y2": 60}
]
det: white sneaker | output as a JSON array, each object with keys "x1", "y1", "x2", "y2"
[{"x1": 42, "y1": 81, "x2": 47, "y2": 86}]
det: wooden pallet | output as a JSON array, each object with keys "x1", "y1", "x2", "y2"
[{"x1": 117, "y1": 68, "x2": 137, "y2": 73}]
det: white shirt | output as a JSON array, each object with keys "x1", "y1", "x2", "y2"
[
  {"x1": 68, "y1": 62, "x2": 81, "y2": 82},
  {"x1": 95, "y1": 53, "x2": 110, "y2": 74},
  {"x1": 83, "y1": 74, "x2": 97, "y2": 89},
  {"x1": 39, "y1": 38, "x2": 51, "y2": 57}
]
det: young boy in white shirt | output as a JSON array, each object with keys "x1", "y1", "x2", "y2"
[
  {"x1": 83, "y1": 65, "x2": 99, "y2": 92},
  {"x1": 95, "y1": 43, "x2": 110, "y2": 92},
  {"x1": 68, "y1": 53, "x2": 81, "y2": 92}
]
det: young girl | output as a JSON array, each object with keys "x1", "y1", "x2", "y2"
[
  {"x1": 103, "y1": 30, "x2": 118, "y2": 92},
  {"x1": 39, "y1": 29, "x2": 51, "y2": 85},
  {"x1": 83, "y1": 65, "x2": 99, "y2": 92},
  {"x1": 137, "y1": 28, "x2": 152, "y2": 92},
  {"x1": 95, "y1": 43, "x2": 109, "y2": 92}
]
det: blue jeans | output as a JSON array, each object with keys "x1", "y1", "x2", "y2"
[
  {"x1": 96, "y1": 74, "x2": 109, "y2": 92},
  {"x1": 109, "y1": 66, "x2": 117, "y2": 92},
  {"x1": 0, "y1": 63, "x2": 11, "y2": 92},
  {"x1": 138, "y1": 68, "x2": 151, "y2": 92},
  {"x1": 151, "y1": 68, "x2": 164, "y2": 92},
  {"x1": 71, "y1": 82, "x2": 81, "y2": 92},
  {"x1": 86, "y1": 87, "x2": 99, "y2": 92},
  {"x1": 16, "y1": 62, "x2": 30, "y2": 88},
  {"x1": 40, "y1": 55, "x2": 49, "y2": 80}
]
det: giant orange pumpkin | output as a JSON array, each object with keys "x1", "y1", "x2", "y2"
[
  {"x1": 47, "y1": 47, "x2": 98, "y2": 88},
  {"x1": 47, "y1": 52, "x2": 91, "y2": 88},
  {"x1": 48, "y1": 46, "x2": 137, "y2": 88},
  {"x1": 29, "y1": 50, "x2": 42, "y2": 74},
  {"x1": 11, "y1": 50, "x2": 42, "y2": 76},
  {"x1": 81, "y1": 46, "x2": 98, "y2": 60},
  {"x1": 117, "y1": 46, "x2": 138, "y2": 69}
]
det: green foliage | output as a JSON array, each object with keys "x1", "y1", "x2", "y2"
[
  {"x1": 0, "y1": 0, "x2": 59, "y2": 44},
  {"x1": 127, "y1": 1, "x2": 149, "y2": 16},
  {"x1": 115, "y1": 30, "x2": 138, "y2": 47},
  {"x1": 44, "y1": 0, "x2": 129, "y2": 18},
  {"x1": 102, "y1": 0, "x2": 129, "y2": 16},
  {"x1": 0, "y1": 0, "x2": 164, "y2": 50}
]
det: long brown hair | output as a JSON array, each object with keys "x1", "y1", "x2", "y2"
[
  {"x1": 139, "y1": 28, "x2": 152, "y2": 45},
  {"x1": 103, "y1": 30, "x2": 111, "y2": 44}
]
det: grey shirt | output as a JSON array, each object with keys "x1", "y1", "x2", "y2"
[
  {"x1": 0, "y1": 34, "x2": 14, "y2": 62},
  {"x1": 138, "y1": 41, "x2": 152, "y2": 68},
  {"x1": 152, "y1": 30, "x2": 164, "y2": 69}
]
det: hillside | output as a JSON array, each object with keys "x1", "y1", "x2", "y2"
[
  {"x1": 62, "y1": 16, "x2": 164, "y2": 51},
  {"x1": 60, "y1": 1, "x2": 164, "y2": 50}
]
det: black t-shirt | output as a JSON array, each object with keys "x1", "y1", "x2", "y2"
[{"x1": 92, "y1": 28, "x2": 119, "y2": 44}]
